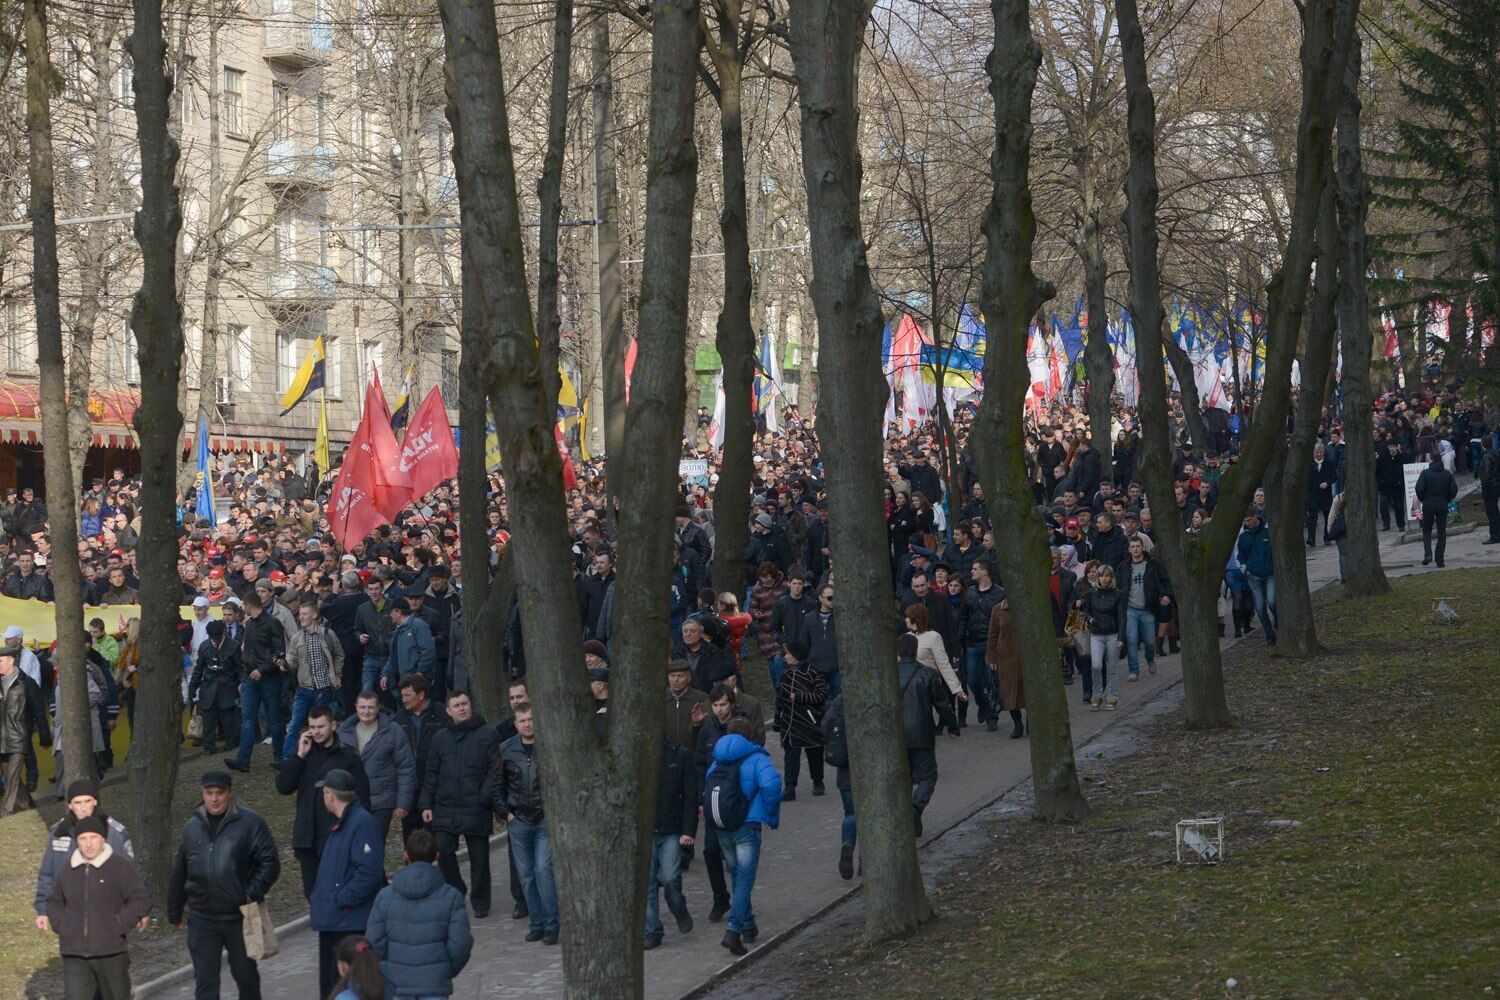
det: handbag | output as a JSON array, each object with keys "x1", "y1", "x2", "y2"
[
  {"x1": 241, "y1": 900, "x2": 279, "y2": 960},
  {"x1": 1064, "y1": 609, "x2": 1086, "y2": 635},
  {"x1": 187, "y1": 709, "x2": 203, "y2": 741}
]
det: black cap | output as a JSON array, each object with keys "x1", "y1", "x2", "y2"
[
  {"x1": 666, "y1": 659, "x2": 691, "y2": 675},
  {"x1": 587, "y1": 667, "x2": 610, "y2": 684},
  {"x1": 72, "y1": 816, "x2": 107, "y2": 838},
  {"x1": 201, "y1": 770, "x2": 233, "y2": 789},
  {"x1": 66, "y1": 779, "x2": 100, "y2": 802},
  {"x1": 317, "y1": 768, "x2": 356, "y2": 793}
]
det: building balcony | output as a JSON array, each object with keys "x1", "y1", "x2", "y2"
[
  {"x1": 262, "y1": 19, "x2": 333, "y2": 67},
  {"x1": 266, "y1": 264, "x2": 336, "y2": 303},
  {"x1": 266, "y1": 140, "x2": 335, "y2": 187}
]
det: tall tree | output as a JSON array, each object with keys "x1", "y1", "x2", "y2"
[
  {"x1": 127, "y1": 0, "x2": 186, "y2": 903},
  {"x1": 973, "y1": 0, "x2": 1090, "y2": 821},
  {"x1": 25, "y1": 0, "x2": 93, "y2": 787},
  {"x1": 1268, "y1": 175, "x2": 1339, "y2": 657},
  {"x1": 1116, "y1": 0, "x2": 1358, "y2": 728},
  {"x1": 1335, "y1": 29, "x2": 1390, "y2": 598},
  {"x1": 790, "y1": 0, "x2": 933, "y2": 942},
  {"x1": 593, "y1": 15, "x2": 628, "y2": 499},
  {"x1": 439, "y1": 0, "x2": 700, "y2": 994}
]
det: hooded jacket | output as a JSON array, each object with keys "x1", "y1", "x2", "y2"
[
  {"x1": 709, "y1": 733, "x2": 783, "y2": 829},
  {"x1": 366, "y1": 861, "x2": 473, "y2": 996},
  {"x1": 338, "y1": 713, "x2": 417, "y2": 812}
]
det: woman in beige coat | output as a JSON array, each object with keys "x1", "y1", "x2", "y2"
[
  {"x1": 985, "y1": 600, "x2": 1026, "y2": 739},
  {"x1": 902, "y1": 604, "x2": 965, "y2": 715}
]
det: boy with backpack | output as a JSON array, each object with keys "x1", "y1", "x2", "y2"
[{"x1": 703, "y1": 718, "x2": 783, "y2": 957}]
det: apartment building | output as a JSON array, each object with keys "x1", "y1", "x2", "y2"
[{"x1": 0, "y1": 0, "x2": 460, "y2": 490}]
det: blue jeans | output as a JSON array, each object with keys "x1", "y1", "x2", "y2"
[
  {"x1": 509, "y1": 817, "x2": 558, "y2": 934},
  {"x1": 716, "y1": 824, "x2": 763, "y2": 934},
  {"x1": 964, "y1": 644, "x2": 995, "y2": 721},
  {"x1": 1123, "y1": 607, "x2": 1156, "y2": 676},
  {"x1": 282, "y1": 687, "x2": 336, "y2": 760},
  {"x1": 645, "y1": 833, "x2": 687, "y2": 937},
  {"x1": 236, "y1": 674, "x2": 285, "y2": 765},
  {"x1": 767, "y1": 655, "x2": 786, "y2": 692},
  {"x1": 1089, "y1": 634, "x2": 1119, "y2": 698},
  {"x1": 361, "y1": 657, "x2": 386, "y2": 695},
  {"x1": 825, "y1": 670, "x2": 842, "y2": 700},
  {"x1": 839, "y1": 786, "x2": 857, "y2": 847},
  {"x1": 1247, "y1": 573, "x2": 1278, "y2": 640}
]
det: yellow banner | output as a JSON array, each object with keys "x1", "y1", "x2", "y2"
[{"x1": 0, "y1": 595, "x2": 213, "y2": 647}]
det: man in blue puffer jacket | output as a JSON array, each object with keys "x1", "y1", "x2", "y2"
[
  {"x1": 367, "y1": 829, "x2": 473, "y2": 998},
  {"x1": 309, "y1": 769, "x2": 384, "y2": 1000},
  {"x1": 710, "y1": 724, "x2": 783, "y2": 957}
]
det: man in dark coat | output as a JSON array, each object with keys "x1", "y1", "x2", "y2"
[
  {"x1": 274, "y1": 705, "x2": 370, "y2": 899},
  {"x1": 1305, "y1": 443, "x2": 1339, "y2": 545},
  {"x1": 896, "y1": 632, "x2": 960, "y2": 838},
  {"x1": 366, "y1": 829, "x2": 473, "y2": 997},
  {"x1": 168, "y1": 771, "x2": 280, "y2": 1000},
  {"x1": 420, "y1": 690, "x2": 500, "y2": 918},
  {"x1": 0, "y1": 646, "x2": 51, "y2": 814},
  {"x1": 898, "y1": 451, "x2": 943, "y2": 503},
  {"x1": 1071, "y1": 442, "x2": 1103, "y2": 507},
  {"x1": 1374, "y1": 439, "x2": 1411, "y2": 531},
  {"x1": 674, "y1": 618, "x2": 732, "y2": 695},
  {"x1": 644, "y1": 736, "x2": 697, "y2": 949},
  {"x1": 308, "y1": 770, "x2": 384, "y2": 999},
  {"x1": 1414, "y1": 455, "x2": 1458, "y2": 566},
  {"x1": 393, "y1": 673, "x2": 441, "y2": 845},
  {"x1": 188, "y1": 620, "x2": 241, "y2": 754},
  {"x1": 45, "y1": 814, "x2": 151, "y2": 1000},
  {"x1": 800, "y1": 583, "x2": 841, "y2": 697}
]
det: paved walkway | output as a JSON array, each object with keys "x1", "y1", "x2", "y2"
[{"x1": 148, "y1": 506, "x2": 1499, "y2": 1000}]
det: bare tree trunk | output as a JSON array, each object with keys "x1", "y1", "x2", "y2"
[
  {"x1": 790, "y1": 0, "x2": 933, "y2": 943},
  {"x1": 440, "y1": 0, "x2": 700, "y2": 992},
  {"x1": 457, "y1": 334, "x2": 502, "y2": 716},
  {"x1": 1116, "y1": 0, "x2": 1357, "y2": 729},
  {"x1": 973, "y1": 0, "x2": 1090, "y2": 822},
  {"x1": 592, "y1": 17, "x2": 627, "y2": 503},
  {"x1": 1269, "y1": 177, "x2": 1338, "y2": 658},
  {"x1": 707, "y1": 17, "x2": 756, "y2": 600},
  {"x1": 798, "y1": 298, "x2": 818, "y2": 411},
  {"x1": 1163, "y1": 335, "x2": 1212, "y2": 455},
  {"x1": 1081, "y1": 204, "x2": 1114, "y2": 455},
  {"x1": 126, "y1": 0, "x2": 185, "y2": 904},
  {"x1": 25, "y1": 0, "x2": 93, "y2": 789},
  {"x1": 536, "y1": 0, "x2": 573, "y2": 412},
  {"x1": 1334, "y1": 31, "x2": 1389, "y2": 598}
]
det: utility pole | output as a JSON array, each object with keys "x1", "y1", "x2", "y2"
[{"x1": 592, "y1": 14, "x2": 625, "y2": 499}]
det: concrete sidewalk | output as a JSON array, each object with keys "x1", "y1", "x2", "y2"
[{"x1": 147, "y1": 511, "x2": 1498, "y2": 1000}]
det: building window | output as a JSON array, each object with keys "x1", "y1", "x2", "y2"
[
  {"x1": 271, "y1": 82, "x2": 290, "y2": 143},
  {"x1": 278, "y1": 329, "x2": 301, "y2": 392},
  {"x1": 227, "y1": 323, "x2": 251, "y2": 389},
  {"x1": 178, "y1": 80, "x2": 195, "y2": 127},
  {"x1": 325, "y1": 334, "x2": 342, "y2": 395},
  {"x1": 3, "y1": 299, "x2": 22, "y2": 371},
  {"x1": 125, "y1": 329, "x2": 140, "y2": 385},
  {"x1": 222, "y1": 67, "x2": 245, "y2": 136},
  {"x1": 185, "y1": 323, "x2": 202, "y2": 389},
  {"x1": 353, "y1": 106, "x2": 372, "y2": 160},
  {"x1": 315, "y1": 93, "x2": 329, "y2": 146},
  {"x1": 359, "y1": 338, "x2": 383, "y2": 385},
  {"x1": 440, "y1": 347, "x2": 458, "y2": 400}
]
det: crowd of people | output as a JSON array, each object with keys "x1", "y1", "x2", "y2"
[{"x1": 1, "y1": 377, "x2": 1497, "y2": 998}]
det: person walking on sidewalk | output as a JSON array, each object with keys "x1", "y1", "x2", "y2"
[
  {"x1": 36, "y1": 781, "x2": 134, "y2": 934},
  {"x1": 43, "y1": 815, "x2": 151, "y2": 1000},
  {"x1": 167, "y1": 771, "x2": 280, "y2": 1000},
  {"x1": 1415, "y1": 454, "x2": 1458, "y2": 566},
  {"x1": 420, "y1": 690, "x2": 500, "y2": 919},
  {"x1": 1081, "y1": 567, "x2": 1126, "y2": 711},
  {"x1": 338, "y1": 690, "x2": 416, "y2": 842},
  {"x1": 1480, "y1": 436, "x2": 1500, "y2": 544},
  {"x1": 1117, "y1": 538, "x2": 1171, "y2": 680},
  {"x1": 309, "y1": 769, "x2": 384, "y2": 1000},
  {"x1": 644, "y1": 735, "x2": 696, "y2": 950},
  {"x1": 1, "y1": 647, "x2": 51, "y2": 814},
  {"x1": 706, "y1": 719, "x2": 783, "y2": 957},
  {"x1": 366, "y1": 829, "x2": 473, "y2": 999},
  {"x1": 276, "y1": 706, "x2": 370, "y2": 899},
  {"x1": 772, "y1": 639, "x2": 827, "y2": 799},
  {"x1": 895, "y1": 631, "x2": 959, "y2": 836},
  {"x1": 819, "y1": 692, "x2": 857, "y2": 879},
  {"x1": 1235, "y1": 510, "x2": 1278, "y2": 645},
  {"x1": 985, "y1": 598, "x2": 1027, "y2": 739},
  {"x1": 492, "y1": 702, "x2": 559, "y2": 945},
  {"x1": 283, "y1": 603, "x2": 345, "y2": 761},
  {"x1": 229, "y1": 592, "x2": 288, "y2": 772}
]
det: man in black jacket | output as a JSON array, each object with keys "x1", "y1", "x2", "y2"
[
  {"x1": 644, "y1": 736, "x2": 696, "y2": 950},
  {"x1": 0, "y1": 647, "x2": 50, "y2": 814},
  {"x1": 491, "y1": 702, "x2": 558, "y2": 944},
  {"x1": 1089, "y1": 510, "x2": 1127, "y2": 574},
  {"x1": 800, "y1": 584, "x2": 841, "y2": 698},
  {"x1": 227, "y1": 593, "x2": 287, "y2": 772},
  {"x1": 675, "y1": 618, "x2": 733, "y2": 695},
  {"x1": 898, "y1": 451, "x2": 943, "y2": 504},
  {"x1": 394, "y1": 673, "x2": 440, "y2": 845},
  {"x1": 188, "y1": 621, "x2": 241, "y2": 754},
  {"x1": 421, "y1": 690, "x2": 500, "y2": 918},
  {"x1": 274, "y1": 706, "x2": 369, "y2": 899},
  {"x1": 169, "y1": 771, "x2": 280, "y2": 1000},
  {"x1": 1414, "y1": 456, "x2": 1458, "y2": 566},
  {"x1": 2, "y1": 550, "x2": 53, "y2": 601},
  {"x1": 896, "y1": 633, "x2": 959, "y2": 837},
  {"x1": 961, "y1": 560, "x2": 1005, "y2": 727},
  {"x1": 1375, "y1": 439, "x2": 1411, "y2": 530},
  {"x1": 1305, "y1": 443, "x2": 1339, "y2": 545},
  {"x1": 1071, "y1": 441, "x2": 1103, "y2": 506},
  {"x1": 576, "y1": 549, "x2": 616, "y2": 643}
]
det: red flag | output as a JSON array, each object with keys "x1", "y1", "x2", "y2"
[
  {"x1": 327, "y1": 415, "x2": 387, "y2": 551},
  {"x1": 555, "y1": 424, "x2": 577, "y2": 491},
  {"x1": 365, "y1": 370, "x2": 414, "y2": 519},
  {"x1": 624, "y1": 338, "x2": 639, "y2": 405},
  {"x1": 400, "y1": 386, "x2": 459, "y2": 500}
]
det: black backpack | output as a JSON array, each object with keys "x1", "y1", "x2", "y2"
[
  {"x1": 703, "y1": 759, "x2": 750, "y2": 832},
  {"x1": 823, "y1": 697, "x2": 849, "y2": 768}
]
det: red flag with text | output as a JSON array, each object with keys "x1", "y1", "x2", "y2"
[
  {"x1": 327, "y1": 414, "x2": 386, "y2": 551},
  {"x1": 366, "y1": 368, "x2": 414, "y2": 519},
  {"x1": 400, "y1": 386, "x2": 459, "y2": 500}
]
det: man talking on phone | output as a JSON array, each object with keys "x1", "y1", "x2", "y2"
[{"x1": 275, "y1": 706, "x2": 369, "y2": 898}]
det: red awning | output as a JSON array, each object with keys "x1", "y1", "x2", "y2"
[{"x1": 0, "y1": 381, "x2": 284, "y2": 453}]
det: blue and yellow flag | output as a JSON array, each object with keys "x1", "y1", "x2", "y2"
[
  {"x1": 194, "y1": 414, "x2": 216, "y2": 524},
  {"x1": 390, "y1": 365, "x2": 415, "y2": 431},
  {"x1": 314, "y1": 397, "x2": 331, "y2": 478},
  {"x1": 279, "y1": 336, "x2": 326, "y2": 415}
]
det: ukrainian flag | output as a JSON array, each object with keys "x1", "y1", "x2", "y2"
[
  {"x1": 279, "y1": 336, "x2": 326, "y2": 415},
  {"x1": 194, "y1": 414, "x2": 216, "y2": 524}
]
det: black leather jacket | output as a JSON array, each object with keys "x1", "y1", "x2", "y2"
[
  {"x1": 167, "y1": 803, "x2": 280, "y2": 922},
  {"x1": 490, "y1": 734, "x2": 544, "y2": 825},
  {"x1": 240, "y1": 612, "x2": 286, "y2": 676},
  {"x1": 421, "y1": 716, "x2": 500, "y2": 836},
  {"x1": 897, "y1": 658, "x2": 959, "y2": 749}
]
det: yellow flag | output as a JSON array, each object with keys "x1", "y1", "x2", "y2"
[{"x1": 314, "y1": 396, "x2": 331, "y2": 476}]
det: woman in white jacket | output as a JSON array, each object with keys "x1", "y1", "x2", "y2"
[{"x1": 902, "y1": 603, "x2": 966, "y2": 711}]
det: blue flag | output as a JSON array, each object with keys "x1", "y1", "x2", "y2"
[{"x1": 194, "y1": 414, "x2": 216, "y2": 525}]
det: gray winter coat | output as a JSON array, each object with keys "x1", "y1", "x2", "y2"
[{"x1": 337, "y1": 713, "x2": 417, "y2": 812}]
